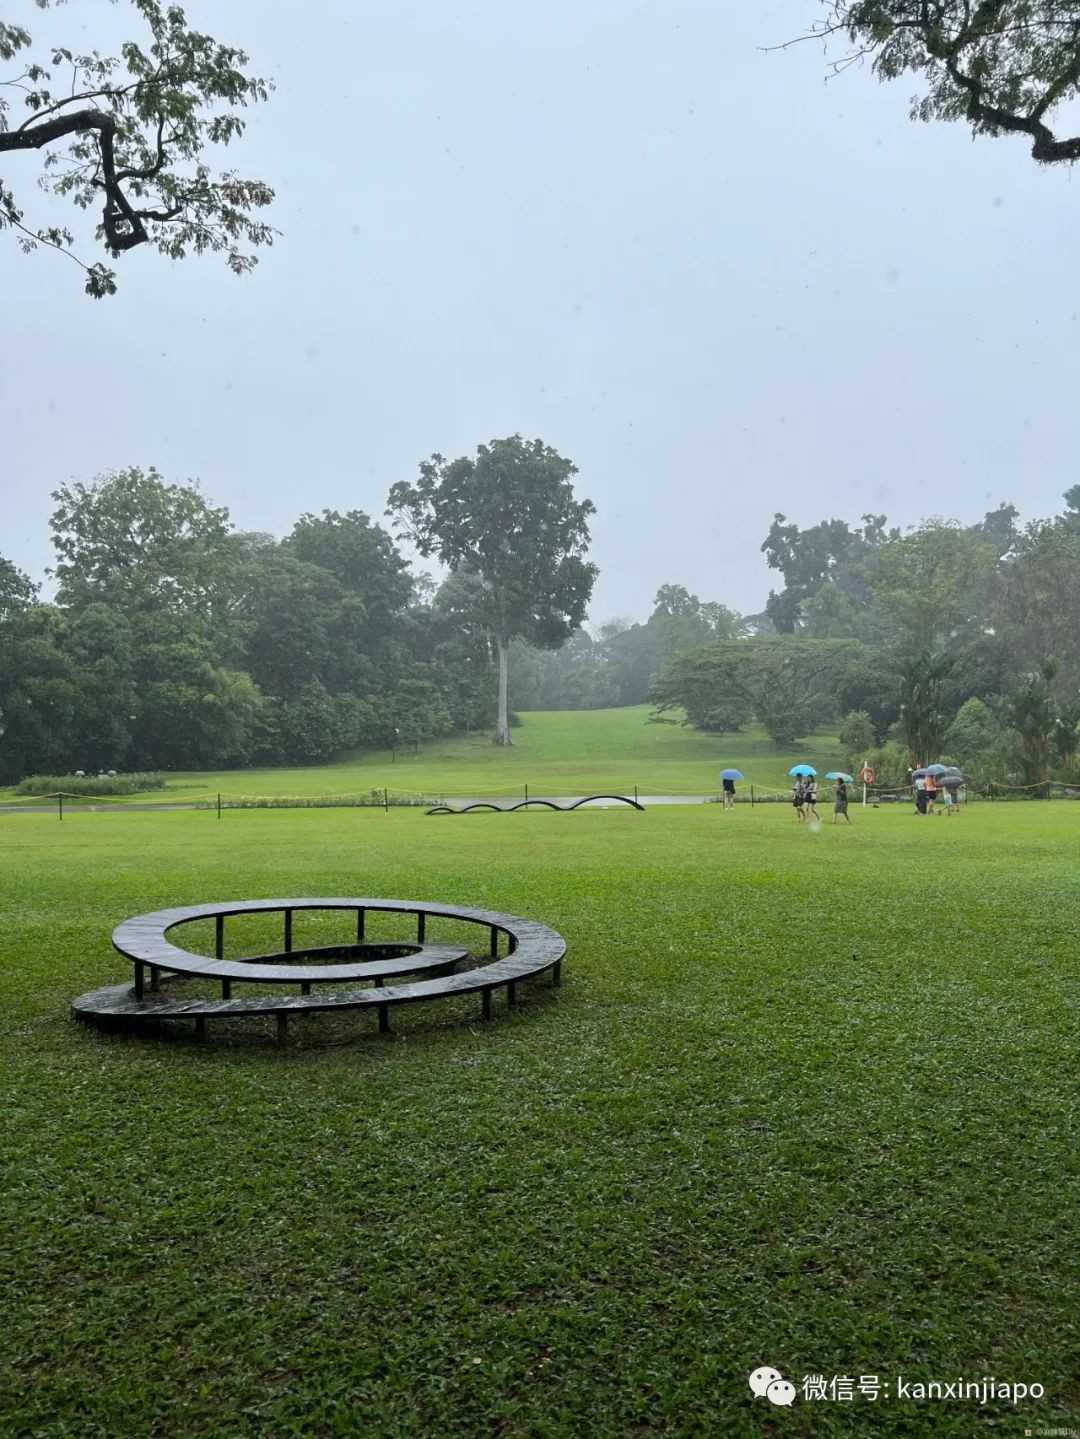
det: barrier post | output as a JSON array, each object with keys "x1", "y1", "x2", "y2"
[
  {"x1": 58, "y1": 792, "x2": 63, "y2": 822},
  {"x1": 383, "y1": 787, "x2": 389, "y2": 813},
  {"x1": 525, "y1": 783, "x2": 529, "y2": 804},
  {"x1": 634, "y1": 785, "x2": 638, "y2": 805},
  {"x1": 217, "y1": 791, "x2": 222, "y2": 820},
  {"x1": 750, "y1": 784, "x2": 755, "y2": 808}
]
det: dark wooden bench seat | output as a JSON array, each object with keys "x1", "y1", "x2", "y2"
[{"x1": 73, "y1": 898, "x2": 565, "y2": 1044}]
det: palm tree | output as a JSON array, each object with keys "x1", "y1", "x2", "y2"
[
  {"x1": 1053, "y1": 698, "x2": 1080, "y2": 776},
  {"x1": 1005, "y1": 659, "x2": 1059, "y2": 793},
  {"x1": 897, "y1": 650, "x2": 955, "y2": 765}
]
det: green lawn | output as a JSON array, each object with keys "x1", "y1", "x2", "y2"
[
  {"x1": 1, "y1": 707, "x2": 846, "y2": 804},
  {"x1": 1, "y1": 800, "x2": 1076, "y2": 1436}
]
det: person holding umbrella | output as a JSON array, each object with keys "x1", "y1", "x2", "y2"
[
  {"x1": 826, "y1": 771, "x2": 853, "y2": 824},
  {"x1": 805, "y1": 774, "x2": 821, "y2": 821},
  {"x1": 940, "y1": 766, "x2": 963, "y2": 816},
  {"x1": 789, "y1": 765, "x2": 815, "y2": 821},
  {"x1": 719, "y1": 768, "x2": 743, "y2": 810}
]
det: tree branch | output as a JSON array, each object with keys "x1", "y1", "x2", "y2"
[
  {"x1": 0, "y1": 107, "x2": 149, "y2": 249},
  {"x1": 0, "y1": 105, "x2": 111, "y2": 150},
  {"x1": 943, "y1": 50, "x2": 1080, "y2": 160}
]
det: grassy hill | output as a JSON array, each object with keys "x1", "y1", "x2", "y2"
[{"x1": 15, "y1": 707, "x2": 846, "y2": 802}]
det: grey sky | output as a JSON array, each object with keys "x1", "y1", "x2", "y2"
[{"x1": 3, "y1": 0, "x2": 1077, "y2": 623}]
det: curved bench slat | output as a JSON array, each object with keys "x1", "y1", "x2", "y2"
[{"x1": 74, "y1": 898, "x2": 565, "y2": 1038}]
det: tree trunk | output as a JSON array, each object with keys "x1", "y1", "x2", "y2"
[{"x1": 494, "y1": 636, "x2": 512, "y2": 746}]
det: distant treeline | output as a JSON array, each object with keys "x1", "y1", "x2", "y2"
[
  {"x1": 0, "y1": 469, "x2": 741, "y2": 782},
  {"x1": 3, "y1": 472, "x2": 1080, "y2": 791},
  {"x1": 0, "y1": 469, "x2": 495, "y2": 782},
  {"x1": 649, "y1": 495, "x2": 1080, "y2": 791}
]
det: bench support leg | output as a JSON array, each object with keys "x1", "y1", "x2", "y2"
[
  {"x1": 222, "y1": 980, "x2": 232, "y2": 1000},
  {"x1": 133, "y1": 962, "x2": 145, "y2": 999},
  {"x1": 277, "y1": 1012, "x2": 289, "y2": 1048},
  {"x1": 215, "y1": 914, "x2": 224, "y2": 960},
  {"x1": 195, "y1": 1016, "x2": 206, "y2": 1040},
  {"x1": 481, "y1": 988, "x2": 492, "y2": 1021},
  {"x1": 357, "y1": 908, "x2": 365, "y2": 941},
  {"x1": 378, "y1": 1003, "x2": 389, "y2": 1034},
  {"x1": 301, "y1": 981, "x2": 311, "y2": 996},
  {"x1": 417, "y1": 912, "x2": 426, "y2": 942},
  {"x1": 490, "y1": 927, "x2": 499, "y2": 958},
  {"x1": 149, "y1": 964, "x2": 161, "y2": 993},
  {"x1": 507, "y1": 981, "x2": 517, "y2": 1007},
  {"x1": 284, "y1": 909, "x2": 293, "y2": 954},
  {"x1": 552, "y1": 959, "x2": 562, "y2": 988}
]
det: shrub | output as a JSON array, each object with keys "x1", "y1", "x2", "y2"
[
  {"x1": 196, "y1": 790, "x2": 440, "y2": 810},
  {"x1": 838, "y1": 710, "x2": 875, "y2": 769},
  {"x1": 15, "y1": 773, "x2": 167, "y2": 797}
]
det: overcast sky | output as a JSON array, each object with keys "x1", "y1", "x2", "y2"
[{"x1": 3, "y1": 0, "x2": 1077, "y2": 623}]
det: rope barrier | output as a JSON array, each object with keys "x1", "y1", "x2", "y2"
[{"x1": 4, "y1": 776, "x2": 1079, "y2": 810}]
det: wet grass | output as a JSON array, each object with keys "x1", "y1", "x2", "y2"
[{"x1": 0, "y1": 801, "x2": 1076, "y2": 1436}]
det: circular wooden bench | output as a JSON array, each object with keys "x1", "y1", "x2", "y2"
[{"x1": 72, "y1": 898, "x2": 565, "y2": 1045}]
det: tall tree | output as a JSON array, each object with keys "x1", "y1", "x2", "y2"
[
  {"x1": 861, "y1": 521, "x2": 997, "y2": 648},
  {"x1": 651, "y1": 637, "x2": 863, "y2": 746},
  {"x1": 992, "y1": 517, "x2": 1080, "y2": 692},
  {"x1": 0, "y1": 554, "x2": 37, "y2": 619},
  {"x1": 1004, "y1": 659, "x2": 1059, "y2": 791},
  {"x1": 285, "y1": 509, "x2": 414, "y2": 645},
  {"x1": 897, "y1": 650, "x2": 956, "y2": 764},
  {"x1": 388, "y1": 436, "x2": 597, "y2": 745},
  {"x1": 50, "y1": 467, "x2": 238, "y2": 643},
  {"x1": 787, "y1": 2, "x2": 1080, "y2": 165},
  {"x1": 0, "y1": 1, "x2": 273, "y2": 295},
  {"x1": 761, "y1": 512, "x2": 894, "y2": 632}
]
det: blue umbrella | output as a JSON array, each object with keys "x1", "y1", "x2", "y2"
[
  {"x1": 719, "y1": 768, "x2": 744, "y2": 781},
  {"x1": 825, "y1": 771, "x2": 854, "y2": 782},
  {"x1": 789, "y1": 764, "x2": 816, "y2": 777},
  {"x1": 925, "y1": 763, "x2": 950, "y2": 776}
]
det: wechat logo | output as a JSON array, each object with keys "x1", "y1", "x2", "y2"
[{"x1": 749, "y1": 1366, "x2": 797, "y2": 1407}]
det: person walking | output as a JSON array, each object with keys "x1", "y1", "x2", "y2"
[
  {"x1": 925, "y1": 772, "x2": 938, "y2": 815},
  {"x1": 721, "y1": 774, "x2": 736, "y2": 810},
  {"x1": 792, "y1": 777, "x2": 806, "y2": 821},
  {"x1": 832, "y1": 776, "x2": 851, "y2": 824},
  {"x1": 805, "y1": 776, "x2": 820, "y2": 821},
  {"x1": 913, "y1": 772, "x2": 927, "y2": 815},
  {"x1": 943, "y1": 782, "x2": 960, "y2": 816}
]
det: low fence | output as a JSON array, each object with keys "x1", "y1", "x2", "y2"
[{"x1": 3, "y1": 777, "x2": 1079, "y2": 819}]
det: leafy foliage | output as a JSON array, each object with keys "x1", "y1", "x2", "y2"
[
  {"x1": 798, "y1": 1, "x2": 1080, "y2": 165},
  {"x1": 651, "y1": 637, "x2": 864, "y2": 747},
  {"x1": 897, "y1": 649, "x2": 956, "y2": 764},
  {"x1": 388, "y1": 436, "x2": 597, "y2": 745},
  {"x1": 0, "y1": 0, "x2": 274, "y2": 294}
]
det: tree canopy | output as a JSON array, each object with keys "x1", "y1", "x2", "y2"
[
  {"x1": 388, "y1": 436, "x2": 597, "y2": 746},
  {"x1": 790, "y1": 1, "x2": 1080, "y2": 165},
  {"x1": 0, "y1": 0, "x2": 273, "y2": 295}
]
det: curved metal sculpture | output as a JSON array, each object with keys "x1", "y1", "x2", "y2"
[
  {"x1": 427, "y1": 794, "x2": 644, "y2": 814},
  {"x1": 72, "y1": 898, "x2": 565, "y2": 1045}
]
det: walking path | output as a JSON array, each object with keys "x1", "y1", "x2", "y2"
[{"x1": 1, "y1": 792, "x2": 717, "y2": 814}]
